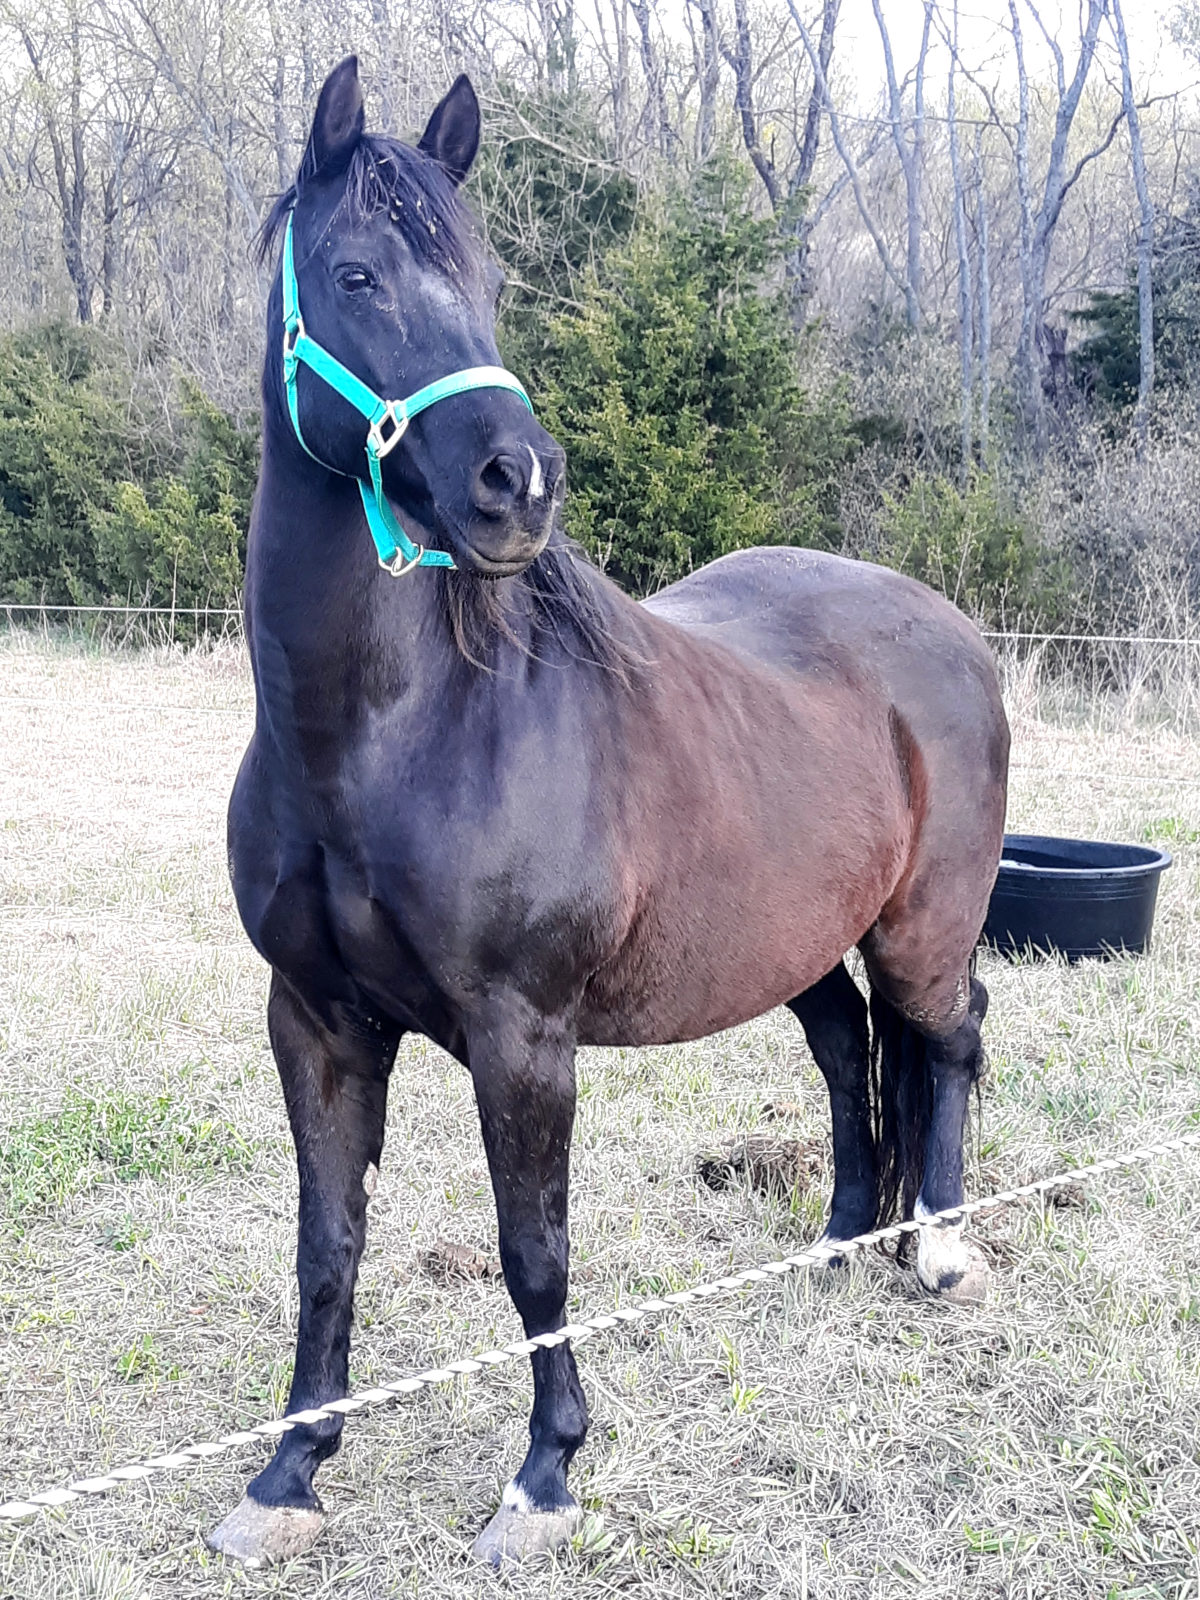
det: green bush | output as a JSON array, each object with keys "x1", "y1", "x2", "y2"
[
  {"x1": 0, "y1": 323, "x2": 255, "y2": 614},
  {"x1": 531, "y1": 166, "x2": 856, "y2": 594},
  {"x1": 874, "y1": 471, "x2": 1064, "y2": 627},
  {"x1": 92, "y1": 387, "x2": 255, "y2": 610},
  {"x1": 1071, "y1": 195, "x2": 1200, "y2": 409}
]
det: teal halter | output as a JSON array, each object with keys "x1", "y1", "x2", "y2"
[{"x1": 281, "y1": 210, "x2": 534, "y2": 576}]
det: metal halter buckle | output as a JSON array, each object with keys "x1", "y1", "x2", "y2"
[
  {"x1": 282, "y1": 315, "x2": 305, "y2": 359},
  {"x1": 367, "y1": 402, "x2": 409, "y2": 459},
  {"x1": 379, "y1": 545, "x2": 425, "y2": 578}
]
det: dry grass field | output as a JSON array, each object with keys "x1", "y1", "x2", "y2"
[{"x1": 0, "y1": 631, "x2": 1197, "y2": 1600}]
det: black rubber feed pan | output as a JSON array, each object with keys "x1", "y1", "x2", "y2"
[{"x1": 983, "y1": 833, "x2": 1172, "y2": 961}]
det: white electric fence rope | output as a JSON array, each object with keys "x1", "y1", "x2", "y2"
[
  {"x1": 4, "y1": 605, "x2": 1200, "y2": 649},
  {"x1": 2, "y1": 1128, "x2": 1198, "y2": 1525}
]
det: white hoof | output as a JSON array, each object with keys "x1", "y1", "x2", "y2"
[
  {"x1": 914, "y1": 1201, "x2": 988, "y2": 1305},
  {"x1": 471, "y1": 1481, "x2": 580, "y2": 1568},
  {"x1": 205, "y1": 1494, "x2": 325, "y2": 1567}
]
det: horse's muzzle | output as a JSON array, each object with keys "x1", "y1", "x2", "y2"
[{"x1": 456, "y1": 436, "x2": 565, "y2": 574}]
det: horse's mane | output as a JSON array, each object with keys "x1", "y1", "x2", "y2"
[
  {"x1": 440, "y1": 530, "x2": 646, "y2": 680},
  {"x1": 258, "y1": 137, "x2": 641, "y2": 678}
]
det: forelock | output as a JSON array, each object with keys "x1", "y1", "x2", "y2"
[{"x1": 258, "y1": 135, "x2": 480, "y2": 283}]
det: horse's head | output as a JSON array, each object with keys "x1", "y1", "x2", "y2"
[{"x1": 268, "y1": 58, "x2": 565, "y2": 577}]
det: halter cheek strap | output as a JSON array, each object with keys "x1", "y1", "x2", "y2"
[{"x1": 281, "y1": 210, "x2": 534, "y2": 576}]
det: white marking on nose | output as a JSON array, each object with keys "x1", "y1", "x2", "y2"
[{"x1": 525, "y1": 444, "x2": 545, "y2": 501}]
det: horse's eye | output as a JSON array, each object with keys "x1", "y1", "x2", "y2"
[{"x1": 335, "y1": 266, "x2": 375, "y2": 295}]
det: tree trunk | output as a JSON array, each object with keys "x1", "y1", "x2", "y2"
[
  {"x1": 19, "y1": 10, "x2": 92, "y2": 322},
  {"x1": 265, "y1": 0, "x2": 291, "y2": 188},
  {"x1": 725, "y1": 0, "x2": 780, "y2": 208},
  {"x1": 690, "y1": 0, "x2": 721, "y2": 163},
  {"x1": 947, "y1": 7, "x2": 974, "y2": 478},
  {"x1": 631, "y1": 0, "x2": 673, "y2": 157},
  {"x1": 1010, "y1": 0, "x2": 1109, "y2": 441},
  {"x1": 787, "y1": 0, "x2": 841, "y2": 315},
  {"x1": 870, "y1": 0, "x2": 931, "y2": 327},
  {"x1": 974, "y1": 126, "x2": 992, "y2": 460},
  {"x1": 1111, "y1": 0, "x2": 1155, "y2": 444}
]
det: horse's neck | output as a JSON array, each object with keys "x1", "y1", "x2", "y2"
[{"x1": 245, "y1": 429, "x2": 461, "y2": 723}]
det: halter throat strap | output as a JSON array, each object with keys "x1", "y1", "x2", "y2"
[{"x1": 281, "y1": 210, "x2": 534, "y2": 575}]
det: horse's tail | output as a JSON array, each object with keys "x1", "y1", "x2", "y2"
[{"x1": 868, "y1": 987, "x2": 933, "y2": 1226}]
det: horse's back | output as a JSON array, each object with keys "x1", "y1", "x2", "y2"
[
  {"x1": 644, "y1": 546, "x2": 1006, "y2": 780},
  {"x1": 644, "y1": 547, "x2": 994, "y2": 704}
]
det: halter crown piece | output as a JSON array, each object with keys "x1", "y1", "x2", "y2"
[{"x1": 281, "y1": 210, "x2": 534, "y2": 576}]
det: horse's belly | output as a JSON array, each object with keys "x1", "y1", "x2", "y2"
[{"x1": 578, "y1": 837, "x2": 901, "y2": 1046}]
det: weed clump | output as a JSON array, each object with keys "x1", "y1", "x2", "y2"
[{"x1": 0, "y1": 1085, "x2": 253, "y2": 1218}]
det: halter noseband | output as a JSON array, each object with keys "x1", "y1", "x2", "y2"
[{"x1": 281, "y1": 210, "x2": 534, "y2": 576}]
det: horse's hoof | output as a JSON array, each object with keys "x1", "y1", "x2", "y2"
[
  {"x1": 933, "y1": 1246, "x2": 989, "y2": 1306},
  {"x1": 817, "y1": 1215, "x2": 876, "y2": 1265},
  {"x1": 914, "y1": 1212, "x2": 988, "y2": 1306},
  {"x1": 205, "y1": 1494, "x2": 325, "y2": 1567},
  {"x1": 471, "y1": 1482, "x2": 580, "y2": 1568}
]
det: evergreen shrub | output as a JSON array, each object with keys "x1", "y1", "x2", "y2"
[
  {"x1": 0, "y1": 323, "x2": 255, "y2": 615},
  {"x1": 530, "y1": 166, "x2": 856, "y2": 594}
]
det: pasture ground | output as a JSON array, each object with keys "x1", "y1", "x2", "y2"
[{"x1": 0, "y1": 633, "x2": 1198, "y2": 1600}]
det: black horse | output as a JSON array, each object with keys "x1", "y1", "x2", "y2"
[{"x1": 213, "y1": 59, "x2": 1009, "y2": 1568}]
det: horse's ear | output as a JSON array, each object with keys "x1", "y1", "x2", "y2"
[
  {"x1": 301, "y1": 56, "x2": 364, "y2": 183},
  {"x1": 417, "y1": 76, "x2": 480, "y2": 186}
]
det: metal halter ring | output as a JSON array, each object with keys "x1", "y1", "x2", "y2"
[
  {"x1": 282, "y1": 315, "x2": 305, "y2": 360},
  {"x1": 379, "y1": 545, "x2": 426, "y2": 578},
  {"x1": 367, "y1": 402, "x2": 410, "y2": 459}
]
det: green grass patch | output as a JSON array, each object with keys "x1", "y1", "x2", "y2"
[
  {"x1": 1141, "y1": 816, "x2": 1200, "y2": 845},
  {"x1": 0, "y1": 1086, "x2": 256, "y2": 1217}
]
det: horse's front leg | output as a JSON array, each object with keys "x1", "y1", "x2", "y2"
[
  {"x1": 468, "y1": 1002, "x2": 587, "y2": 1568},
  {"x1": 208, "y1": 972, "x2": 398, "y2": 1566}
]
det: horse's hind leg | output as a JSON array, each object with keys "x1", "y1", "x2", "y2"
[
  {"x1": 911, "y1": 976, "x2": 988, "y2": 1303},
  {"x1": 467, "y1": 1002, "x2": 586, "y2": 1568},
  {"x1": 787, "y1": 962, "x2": 878, "y2": 1242},
  {"x1": 867, "y1": 960, "x2": 989, "y2": 1305},
  {"x1": 207, "y1": 973, "x2": 398, "y2": 1566}
]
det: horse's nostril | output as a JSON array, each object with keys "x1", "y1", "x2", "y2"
[{"x1": 478, "y1": 451, "x2": 527, "y2": 508}]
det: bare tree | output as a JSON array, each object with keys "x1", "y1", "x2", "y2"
[
  {"x1": 945, "y1": 2, "x2": 973, "y2": 474},
  {"x1": 629, "y1": 0, "x2": 674, "y2": 157},
  {"x1": 686, "y1": 0, "x2": 721, "y2": 163},
  {"x1": 724, "y1": 0, "x2": 781, "y2": 209},
  {"x1": 590, "y1": 0, "x2": 631, "y2": 154},
  {"x1": 724, "y1": 0, "x2": 840, "y2": 315},
  {"x1": 264, "y1": 0, "x2": 292, "y2": 189},
  {"x1": 1009, "y1": 0, "x2": 1113, "y2": 434},
  {"x1": 794, "y1": 0, "x2": 838, "y2": 196},
  {"x1": 870, "y1": 0, "x2": 933, "y2": 327},
  {"x1": 8, "y1": 0, "x2": 95, "y2": 321},
  {"x1": 539, "y1": 0, "x2": 577, "y2": 96},
  {"x1": 1111, "y1": 0, "x2": 1155, "y2": 442},
  {"x1": 787, "y1": 0, "x2": 911, "y2": 315},
  {"x1": 974, "y1": 125, "x2": 993, "y2": 458}
]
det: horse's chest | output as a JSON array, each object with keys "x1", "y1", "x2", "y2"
[{"x1": 237, "y1": 762, "x2": 599, "y2": 1028}]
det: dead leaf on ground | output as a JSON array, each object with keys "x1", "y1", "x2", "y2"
[
  {"x1": 696, "y1": 1135, "x2": 825, "y2": 1201},
  {"x1": 419, "y1": 1240, "x2": 503, "y2": 1282},
  {"x1": 762, "y1": 1098, "x2": 806, "y2": 1121}
]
